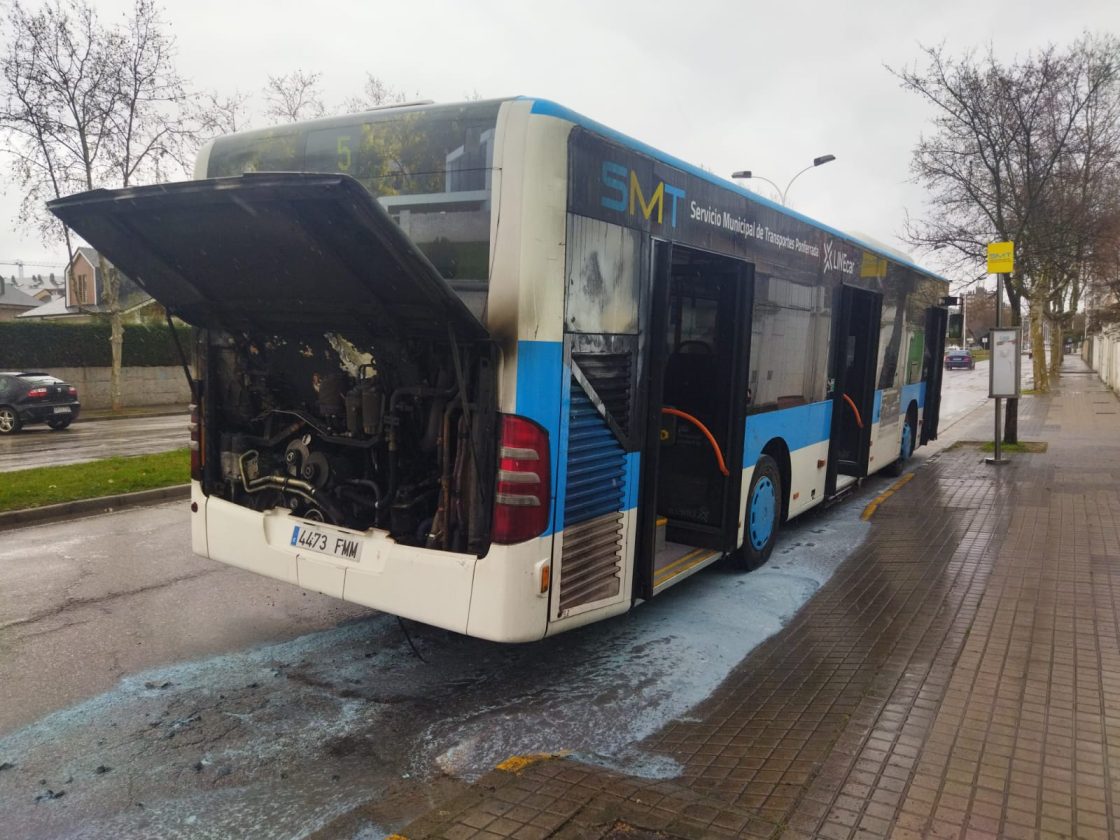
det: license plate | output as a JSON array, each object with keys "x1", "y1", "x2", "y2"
[
  {"x1": 52, "y1": 406, "x2": 70, "y2": 414},
  {"x1": 290, "y1": 524, "x2": 362, "y2": 562}
]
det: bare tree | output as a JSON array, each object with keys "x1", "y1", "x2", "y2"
[
  {"x1": 892, "y1": 37, "x2": 1120, "y2": 440},
  {"x1": 98, "y1": 0, "x2": 195, "y2": 408},
  {"x1": 194, "y1": 89, "x2": 252, "y2": 136},
  {"x1": 1020, "y1": 37, "x2": 1120, "y2": 377},
  {"x1": 0, "y1": 0, "x2": 198, "y2": 409},
  {"x1": 0, "y1": 0, "x2": 116, "y2": 268},
  {"x1": 342, "y1": 73, "x2": 411, "y2": 113},
  {"x1": 263, "y1": 69, "x2": 326, "y2": 123},
  {"x1": 1085, "y1": 179, "x2": 1120, "y2": 329}
]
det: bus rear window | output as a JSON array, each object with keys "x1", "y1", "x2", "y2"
[{"x1": 205, "y1": 101, "x2": 503, "y2": 316}]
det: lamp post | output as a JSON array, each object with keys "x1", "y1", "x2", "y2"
[
  {"x1": 731, "y1": 154, "x2": 836, "y2": 206},
  {"x1": 961, "y1": 292, "x2": 967, "y2": 347}
]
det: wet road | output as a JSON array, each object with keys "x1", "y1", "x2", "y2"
[
  {"x1": 0, "y1": 376, "x2": 997, "y2": 839},
  {"x1": 0, "y1": 414, "x2": 188, "y2": 473},
  {"x1": 938, "y1": 358, "x2": 990, "y2": 428},
  {"x1": 0, "y1": 495, "x2": 882, "y2": 838}
]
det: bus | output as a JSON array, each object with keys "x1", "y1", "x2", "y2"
[{"x1": 49, "y1": 97, "x2": 949, "y2": 643}]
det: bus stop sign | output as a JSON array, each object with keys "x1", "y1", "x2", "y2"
[
  {"x1": 987, "y1": 241, "x2": 1014, "y2": 274},
  {"x1": 989, "y1": 327, "x2": 1021, "y2": 398}
]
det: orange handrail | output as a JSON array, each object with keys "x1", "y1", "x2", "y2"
[
  {"x1": 661, "y1": 407, "x2": 730, "y2": 477},
  {"x1": 841, "y1": 393, "x2": 864, "y2": 429}
]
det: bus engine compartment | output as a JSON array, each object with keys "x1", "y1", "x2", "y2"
[
  {"x1": 44, "y1": 172, "x2": 503, "y2": 558},
  {"x1": 201, "y1": 328, "x2": 496, "y2": 556}
]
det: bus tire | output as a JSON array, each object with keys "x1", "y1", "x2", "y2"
[
  {"x1": 732, "y1": 454, "x2": 782, "y2": 571},
  {"x1": 884, "y1": 410, "x2": 917, "y2": 477}
]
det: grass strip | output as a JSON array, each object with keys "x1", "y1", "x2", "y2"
[
  {"x1": 979, "y1": 440, "x2": 1047, "y2": 453},
  {"x1": 0, "y1": 449, "x2": 189, "y2": 512},
  {"x1": 947, "y1": 440, "x2": 1048, "y2": 453}
]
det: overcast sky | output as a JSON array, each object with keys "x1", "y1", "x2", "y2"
[{"x1": 2, "y1": 0, "x2": 1119, "y2": 290}]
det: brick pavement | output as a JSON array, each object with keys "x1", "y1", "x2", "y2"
[{"x1": 397, "y1": 357, "x2": 1120, "y2": 840}]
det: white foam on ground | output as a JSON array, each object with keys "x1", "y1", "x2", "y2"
[{"x1": 0, "y1": 498, "x2": 873, "y2": 839}]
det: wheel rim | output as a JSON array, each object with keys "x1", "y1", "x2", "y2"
[
  {"x1": 900, "y1": 421, "x2": 913, "y2": 461},
  {"x1": 749, "y1": 476, "x2": 776, "y2": 551},
  {"x1": 0, "y1": 409, "x2": 14, "y2": 433}
]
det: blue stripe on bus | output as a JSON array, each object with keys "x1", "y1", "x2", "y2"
[
  {"x1": 742, "y1": 400, "x2": 833, "y2": 468},
  {"x1": 901, "y1": 381, "x2": 925, "y2": 412},
  {"x1": 515, "y1": 340, "x2": 564, "y2": 535},
  {"x1": 872, "y1": 391, "x2": 883, "y2": 425},
  {"x1": 623, "y1": 451, "x2": 641, "y2": 511},
  {"x1": 524, "y1": 98, "x2": 948, "y2": 284},
  {"x1": 563, "y1": 386, "x2": 626, "y2": 527}
]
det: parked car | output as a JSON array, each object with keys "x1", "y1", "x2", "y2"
[
  {"x1": 943, "y1": 349, "x2": 975, "y2": 370},
  {"x1": 0, "y1": 371, "x2": 81, "y2": 434}
]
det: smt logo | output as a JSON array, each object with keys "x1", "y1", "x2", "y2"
[
  {"x1": 823, "y1": 240, "x2": 856, "y2": 275},
  {"x1": 600, "y1": 161, "x2": 686, "y2": 228}
]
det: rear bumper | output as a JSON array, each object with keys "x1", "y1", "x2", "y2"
[
  {"x1": 18, "y1": 401, "x2": 81, "y2": 423},
  {"x1": 190, "y1": 482, "x2": 552, "y2": 642}
]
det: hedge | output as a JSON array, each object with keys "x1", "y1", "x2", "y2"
[{"x1": 0, "y1": 321, "x2": 192, "y2": 368}]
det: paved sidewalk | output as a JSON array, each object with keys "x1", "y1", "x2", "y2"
[{"x1": 394, "y1": 356, "x2": 1120, "y2": 840}]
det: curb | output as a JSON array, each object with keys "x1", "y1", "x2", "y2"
[
  {"x1": 75, "y1": 405, "x2": 190, "y2": 423},
  {"x1": 0, "y1": 484, "x2": 191, "y2": 531}
]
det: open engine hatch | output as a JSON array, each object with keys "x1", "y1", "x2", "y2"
[{"x1": 47, "y1": 172, "x2": 489, "y2": 343}]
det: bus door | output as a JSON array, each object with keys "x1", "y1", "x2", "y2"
[
  {"x1": 827, "y1": 284, "x2": 882, "y2": 493},
  {"x1": 921, "y1": 306, "x2": 949, "y2": 443},
  {"x1": 635, "y1": 241, "x2": 753, "y2": 599}
]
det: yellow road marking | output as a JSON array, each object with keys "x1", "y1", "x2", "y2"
[
  {"x1": 861, "y1": 472, "x2": 915, "y2": 520},
  {"x1": 496, "y1": 751, "x2": 568, "y2": 772}
]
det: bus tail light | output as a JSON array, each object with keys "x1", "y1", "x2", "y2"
[
  {"x1": 491, "y1": 414, "x2": 550, "y2": 545},
  {"x1": 188, "y1": 403, "x2": 202, "y2": 481}
]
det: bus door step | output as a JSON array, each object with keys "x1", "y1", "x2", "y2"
[
  {"x1": 652, "y1": 543, "x2": 722, "y2": 595},
  {"x1": 825, "y1": 474, "x2": 860, "y2": 506}
]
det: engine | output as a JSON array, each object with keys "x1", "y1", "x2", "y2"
[{"x1": 203, "y1": 329, "x2": 494, "y2": 554}]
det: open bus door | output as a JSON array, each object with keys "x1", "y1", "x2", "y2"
[
  {"x1": 921, "y1": 305, "x2": 949, "y2": 444},
  {"x1": 826, "y1": 284, "x2": 882, "y2": 494},
  {"x1": 634, "y1": 241, "x2": 753, "y2": 600}
]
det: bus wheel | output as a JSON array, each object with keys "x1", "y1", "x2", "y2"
[
  {"x1": 733, "y1": 454, "x2": 782, "y2": 571},
  {"x1": 885, "y1": 413, "x2": 916, "y2": 477}
]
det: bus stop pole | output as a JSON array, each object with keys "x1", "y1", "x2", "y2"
[{"x1": 986, "y1": 272, "x2": 1007, "y2": 466}]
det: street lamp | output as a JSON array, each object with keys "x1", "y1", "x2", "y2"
[{"x1": 731, "y1": 154, "x2": 836, "y2": 206}]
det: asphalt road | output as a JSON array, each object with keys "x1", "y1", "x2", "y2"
[
  {"x1": 938, "y1": 358, "x2": 992, "y2": 428},
  {"x1": 0, "y1": 369, "x2": 993, "y2": 736},
  {"x1": 0, "y1": 413, "x2": 189, "y2": 473},
  {"x1": 0, "y1": 499, "x2": 887, "y2": 837},
  {"x1": 0, "y1": 370, "x2": 999, "y2": 838}
]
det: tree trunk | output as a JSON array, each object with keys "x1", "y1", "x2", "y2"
[
  {"x1": 1030, "y1": 296, "x2": 1049, "y2": 393},
  {"x1": 1004, "y1": 285, "x2": 1021, "y2": 445},
  {"x1": 1048, "y1": 320, "x2": 1063, "y2": 378},
  {"x1": 100, "y1": 258, "x2": 124, "y2": 411}
]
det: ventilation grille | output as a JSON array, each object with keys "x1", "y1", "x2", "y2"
[
  {"x1": 559, "y1": 381, "x2": 624, "y2": 612},
  {"x1": 572, "y1": 351, "x2": 633, "y2": 437},
  {"x1": 564, "y1": 384, "x2": 625, "y2": 526},
  {"x1": 559, "y1": 512, "x2": 623, "y2": 612}
]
